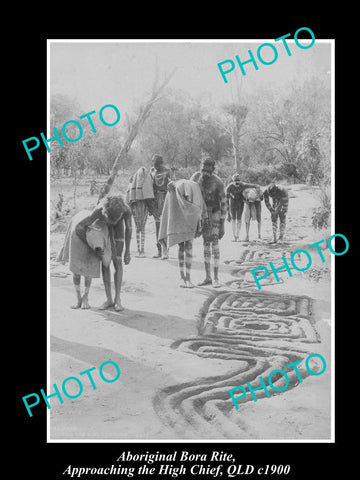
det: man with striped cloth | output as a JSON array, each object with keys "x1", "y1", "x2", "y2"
[{"x1": 263, "y1": 183, "x2": 289, "y2": 243}]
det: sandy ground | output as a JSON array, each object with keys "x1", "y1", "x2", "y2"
[{"x1": 49, "y1": 183, "x2": 332, "y2": 441}]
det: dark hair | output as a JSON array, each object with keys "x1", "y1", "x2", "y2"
[
  {"x1": 268, "y1": 183, "x2": 278, "y2": 194},
  {"x1": 201, "y1": 157, "x2": 215, "y2": 169},
  {"x1": 101, "y1": 195, "x2": 127, "y2": 223},
  {"x1": 152, "y1": 154, "x2": 163, "y2": 166}
]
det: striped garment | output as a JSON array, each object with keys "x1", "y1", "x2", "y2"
[
  {"x1": 263, "y1": 185, "x2": 289, "y2": 239},
  {"x1": 131, "y1": 200, "x2": 148, "y2": 231},
  {"x1": 202, "y1": 208, "x2": 222, "y2": 241},
  {"x1": 151, "y1": 169, "x2": 172, "y2": 221},
  {"x1": 263, "y1": 185, "x2": 289, "y2": 213}
]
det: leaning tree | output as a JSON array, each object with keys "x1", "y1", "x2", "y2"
[{"x1": 97, "y1": 68, "x2": 177, "y2": 202}]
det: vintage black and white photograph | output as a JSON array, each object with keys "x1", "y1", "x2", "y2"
[{"x1": 48, "y1": 39, "x2": 334, "y2": 441}]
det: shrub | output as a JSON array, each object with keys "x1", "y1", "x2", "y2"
[{"x1": 312, "y1": 182, "x2": 331, "y2": 230}]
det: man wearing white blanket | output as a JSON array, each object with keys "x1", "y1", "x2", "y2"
[{"x1": 159, "y1": 179, "x2": 208, "y2": 288}]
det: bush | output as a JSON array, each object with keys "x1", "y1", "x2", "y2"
[
  {"x1": 173, "y1": 166, "x2": 196, "y2": 180},
  {"x1": 173, "y1": 162, "x2": 287, "y2": 186},
  {"x1": 312, "y1": 206, "x2": 331, "y2": 230},
  {"x1": 234, "y1": 164, "x2": 286, "y2": 186},
  {"x1": 312, "y1": 182, "x2": 331, "y2": 230}
]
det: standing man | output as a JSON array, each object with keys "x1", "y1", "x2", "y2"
[
  {"x1": 225, "y1": 173, "x2": 261, "y2": 242},
  {"x1": 150, "y1": 154, "x2": 172, "y2": 259},
  {"x1": 263, "y1": 183, "x2": 289, "y2": 243},
  {"x1": 75, "y1": 194, "x2": 132, "y2": 311},
  {"x1": 158, "y1": 179, "x2": 208, "y2": 288},
  {"x1": 126, "y1": 167, "x2": 154, "y2": 257},
  {"x1": 191, "y1": 157, "x2": 227, "y2": 288}
]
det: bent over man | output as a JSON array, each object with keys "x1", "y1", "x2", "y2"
[
  {"x1": 225, "y1": 173, "x2": 261, "y2": 241},
  {"x1": 56, "y1": 210, "x2": 112, "y2": 310},
  {"x1": 191, "y1": 158, "x2": 227, "y2": 288},
  {"x1": 75, "y1": 194, "x2": 132, "y2": 311},
  {"x1": 263, "y1": 183, "x2": 289, "y2": 243},
  {"x1": 242, "y1": 187, "x2": 263, "y2": 242}
]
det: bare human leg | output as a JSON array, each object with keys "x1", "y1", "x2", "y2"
[
  {"x1": 160, "y1": 239, "x2": 168, "y2": 259},
  {"x1": 212, "y1": 240, "x2": 221, "y2": 287},
  {"x1": 236, "y1": 218, "x2": 241, "y2": 241},
  {"x1": 184, "y1": 240, "x2": 194, "y2": 288},
  {"x1": 256, "y1": 202, "x2": 262, "y2": 239},
  {"x1": 231, "y1": 219, "x2": 237, "y2": 241},
  {"x1": 198, "y1": 239, "x2": 212, "y2": 286},
  {"x1": 81, "y1": 276, "x2": 92, "y2": 309},
  {"x1": 135, "y1": 228, "x2": 141, "y2": 257},
  {"x1": 244, "y1": 221, "x2": 250, "y2": 242},
  {"x1": 279, "y1": 210, "x2": 286, "y2": 241},
  {"x1": 113, "y1": 256, "x2": 124, "y2": 311},
  {"x1": 153, "y1": 221, "x2": 162, "y2": 257},
  {"x1": 270, "y1": 213, "x2": 278, "y2": 243},
  {"x1": 98, "y1": 263, "x2": 114, "y2": 309},
  {"x1": 71, "y1": 273, "x2": 82, "y2": 309},
  {"x1": 178, "y1": 242, "x2": 187, "y2": 287},
  {"x1": 139, "y1": 227, "x2": 146, "y2": 257}
]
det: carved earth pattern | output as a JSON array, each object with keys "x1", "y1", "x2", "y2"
[{"x1": 153, "y1": 245, "x2": 321, "y2": 438}]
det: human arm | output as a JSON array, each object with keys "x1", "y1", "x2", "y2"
[
  {"x1": 123, "y1": 209, "x2": 132, "y2": 265},
  {"x1": 225, "y1": 184, "x2": 232, "y2": 222},
  {"x1": 226, "y1": 200, "x2": 231, "y2": 222},
  {"x1": 219, "y1": 182, "x2": 227, "y2": 239},
  {"x1": 274, "y1": 189, "x2": 289, "y2": 214},
  {"x1": 190, "y1": 171, "x2": 200, "y2": 183},
  {"x1": 241, "y1": 181, "x2": 259, "y2": 190},
  {"x1": 168, "y1": 168, "x2": 175, "y2": 181},
  {"x1": 167, "y1": 180, "x2": 176, "y2": 192},
  {"x1": 263, "y1": 189, "x2": 274, "y2": 213},
  {"x1": 75, "y1": 207, "x2": 102, "y2": 244},
  {"x1": 197, "y1": 196, "x2": 209, "y2": 237}
]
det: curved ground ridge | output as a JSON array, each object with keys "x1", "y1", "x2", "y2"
[
  {"x1": 225, "y1": 242, "x2": 310, "y2": 289},
  {"x1": 153, "y1": 350, "x2": 313, "y2": 438},
  {"x1": 153, "y1": 244, "x2": 320, "y2": 438}
]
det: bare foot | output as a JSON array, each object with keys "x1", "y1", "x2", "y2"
[
  {"x1": 179, "y1": 280, "x2": 187, "y2": 288},
  {"x1": 70, "y1": 300, "x2": 82, "y2": 309},
  {"x1": 198, "y1": 278, "x2": 212, "y2": 286},
  {"x1": 185, "y1": 280, "x2": 194, "y2": 288},
  {"x1": 81, "y1": 297, "x2": 91, "y2": 309},
  {"x1": 98, "y1": 299, "x2": 114, "y2": 310},
  {"x1": 153, "y1": 252, "x2": 161, "y2": 258},
  {"x1": 212, "y1": 279, "x2": 221, "y2": 288},
  {"x1": 114, "y1": 301, "x2": 124, "y2": 312}
]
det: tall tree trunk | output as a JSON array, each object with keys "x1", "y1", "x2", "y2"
[{"x1": 73, "y1": 167, "x2": 78, "y2": 209}]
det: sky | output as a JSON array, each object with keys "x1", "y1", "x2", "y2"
[{"x1": 49, "y1": 40, "x2": 332, "y2": 115}]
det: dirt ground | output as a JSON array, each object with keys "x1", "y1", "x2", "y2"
[{"x1": 49, "y1": 180, "x2": 332, "y2": 441}]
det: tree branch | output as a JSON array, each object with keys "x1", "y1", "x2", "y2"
[{"x1": 97, "y1": 67, "x2": 177, "y2": 201}]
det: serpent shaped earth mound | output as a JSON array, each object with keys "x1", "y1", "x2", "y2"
[{"x1": 153, "y1": 241, "x2": 322, "y2": 439}]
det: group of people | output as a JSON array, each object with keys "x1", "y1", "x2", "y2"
[{"x1": 57, "y1": 154, "x2": 289, "y2": 310}]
